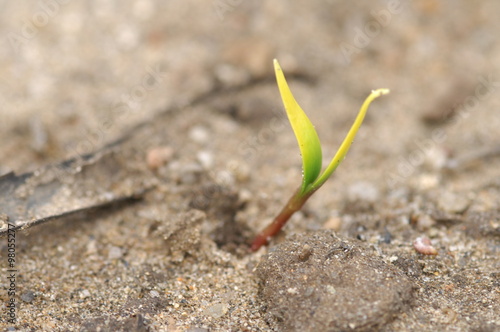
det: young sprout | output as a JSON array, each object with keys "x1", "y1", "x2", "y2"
[{"x1": 250, "y1": 59, "x2": 389, "y2": 251}]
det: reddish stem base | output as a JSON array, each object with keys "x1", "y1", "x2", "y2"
[{"x1": 250, "y1": 188, "x2": 313, "y2": 251}]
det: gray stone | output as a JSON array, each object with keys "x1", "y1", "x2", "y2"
[
  {"x1": 203, "y1": 303, "x2": 228, "y2": 319},
  {"x1": 21, "y1": 290, "x2": 35, "y2": 303}
]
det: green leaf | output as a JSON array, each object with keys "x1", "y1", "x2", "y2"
[
  {"x1": 311, "y1": 88, "x2": 390, "y2": 190},
  {"x1": 274, "y1": 59, "x2": 322, "y2": 194}
]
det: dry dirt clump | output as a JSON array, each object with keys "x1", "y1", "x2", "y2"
[{"x1": 256, "y1": 231, "x2": 415, "y2": 331}]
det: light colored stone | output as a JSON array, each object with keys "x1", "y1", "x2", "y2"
[{"x1": 147, "y1": 146, "x2": 174, "y2": 170}]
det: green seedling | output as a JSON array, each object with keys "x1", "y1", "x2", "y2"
[{"x1": 250, "y1": 59, "x2": 389, "y2": 251}]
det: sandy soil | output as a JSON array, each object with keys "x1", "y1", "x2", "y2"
[{"x1": 0, "y1": 1, "x2": 499, "y2": 331}]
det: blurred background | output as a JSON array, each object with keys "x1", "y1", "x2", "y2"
[{"x1": 1, "y1": 0, "x2": 499, "y2": 178}]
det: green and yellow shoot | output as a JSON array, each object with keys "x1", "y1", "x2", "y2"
[{"x1": 250, "y1": 59, "x2": 389, "y2": 251}]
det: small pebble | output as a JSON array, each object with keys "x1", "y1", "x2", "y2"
[
  {"x1": 214, "y1": 64, "x2": 249, "y2": 86},
  {"x1": 424, "y1": 146, "x2": 448, "y2": 170},
  {"x1": 416, "y1": 214, "x2": 436, "y2": 231},
  {"x1": 227, "y1": 160, "x2": 250, "y2": 182},
  {"x1": 116, "y1": 24, "x2": 139, "y2": 50},
  {"x1": 223, "y1": 37, "x2": 273, "y2": 77},
  {"x1": 147, "y1": 146, "x2": 174, "y2": 170},
  {"x1": 347, "y1": 181, "x2": 379, "y2": 203},
  {"x1": 389, "y1": 256, "x2": 399, "y2": 263},
  {"x1": 203, "y1": 303, "x2": 228, "y2": 319},
  {"x1": 323, "y1": 216, "x2": 342, "y2": 231},
  {"x1": 438, "y1": 192, "x2": 470, "y2": 214},
  {"x1": 197, "y1": 151, "x2": 214, "y2": 169},
  {"x1": 237, "y1": 189, "x2": 252, "y2": 205},
  {"x1": 416, "y1": 174, "x2": 439, "y2": 190},
  {"x1": 176, "y1": 163, "x2": 203, "y2": 185},
  {"x1": 380, "y1": 228, "x2": 392, "y2": 244},
  {"x1": 79, "y1": 289, "x2": 91, "y2": 299},
  {"x1": 189, "y1": 126, "x2": 210, "y2": 144},
  {"x1": 214, "y1": 170, "x2": 235, "y2": 187},
  {"x1": 85, "y1": 239, "x2": 98, "y2": 255},
  {"x1": 21, "y1": 291, "x2": 35, "y2": 303},
  {"x1": 30, "y1": 117, "x2": 49, "y2": 153},
  {"x1": 297, "y1": 244, "x2": 313, "y2": 261},
  {"x1": 108, "y1": 246, "x2": 124, "y2": 260},
  {"x1": 413, "y1": 237, "x2": 438, "y2": 255},
  {"x1": 326, "y1": 285, "x2": 336, "y2": 295}
]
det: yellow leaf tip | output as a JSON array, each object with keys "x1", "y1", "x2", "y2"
[
  {"x1": 372, "y1": 88, "x2": 390, "y2": 96},
  {"x1": 273, "y1": 58, "x2": 281, "y2": 71}
]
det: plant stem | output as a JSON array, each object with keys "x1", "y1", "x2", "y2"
[{"x1": 250, "y1": 187, "x2": 314, "y2": 251}]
